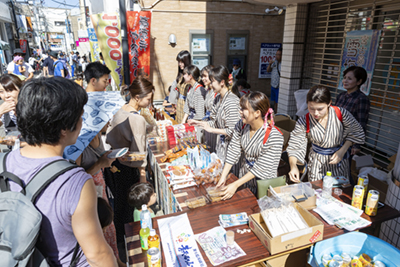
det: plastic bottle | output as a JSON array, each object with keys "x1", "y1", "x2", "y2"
[
  {"x1": 148, "y1": 229, "x2": 160, "y2": 250},
  {"x1": 323, "y1": 171, "x2": 334, "y2": 197},
  {"x1": 140, "y1": 204, "x2": 153, "y2": 230},
  {"x1": 140, "y1": 226, "x2": 150, "y2": 250}
]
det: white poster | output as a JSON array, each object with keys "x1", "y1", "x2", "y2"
[
  {"x1": 193, "y1": 57, "x2": 209, "y2": 71},
  {"x1": 192, "y1": 38, "x2": 208, "y2": 52},
  {"x1": 229, "y1": 37, "x2": 245, "y2": 50},
  {"x1": 258, "y1": 43, "x2": 282, "y2": 79}
]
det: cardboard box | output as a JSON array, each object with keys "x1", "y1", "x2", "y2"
[
  {"x1": 267, "y1": 185, "x2": 316, "y2": 210},
  {"x1": 353, "y1": 155, "x2": 374, "y2": 170},
  {"x1": 266, "y1": 249, "x2": 307, "y2": 267},
  {"x1": 249, "y1": 204, "x2": 324, "y2": 255},
  {"x1": 368, "y1": 172, "x2": 389, "y2": 202},
  {"x1": 387, "y1": 153, "x2": 397, "y2": 171}
]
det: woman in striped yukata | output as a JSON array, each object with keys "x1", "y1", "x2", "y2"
[
  {"x1": 287, "y1": 85, "x2": 365, "y2": 182},
  {"x1": 189, "y1": 65, "x2": 241, "y2": 163},
  {"x1": 201, "y1": 65, "x2": 218, "y2": 152},
  {"x1": 216, "y1": 92, "x2": 284, "y2": 198},
  {"x1": 168, "y1": 50, "x2": 191, "y2": 123}
]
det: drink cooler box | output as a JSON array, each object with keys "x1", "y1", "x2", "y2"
[{"x1": 309, "y1": 232, "x2": 400, "y2": 267}]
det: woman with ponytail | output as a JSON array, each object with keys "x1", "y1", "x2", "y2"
[
  {"x1": 216, "y1": 92, "x2": 284, "y2": 198},
  {"x1": 201, "y1": 65, "x2": 217, "y2": 152},
  {"x1": 189, "y1": 65, "x2": 240, "y2": 164},
  {"x1": 169, "y1": 50, "x2": 191, "y2": 122},
  {"x1": 182, "y1": 65, "x2": 206, "y2": 123}
]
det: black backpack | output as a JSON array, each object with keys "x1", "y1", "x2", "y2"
[{"x1": 0, "y1": 152, "x2": 82, "y2": 267}]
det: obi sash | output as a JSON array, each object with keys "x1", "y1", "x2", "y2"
[
  {"x1": 312, "y1": 143, "x2": 350, "y2": 167},
  {"x1": 202, "y1": 110, "x2": 211, "y2": 121}
]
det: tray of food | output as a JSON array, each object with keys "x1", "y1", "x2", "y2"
[
  {"x1": 185, "y1": 196, "x2": 209, "y2": 209},
  {"x1": 119, "y1": 152, "x2": 146, "y2": 161}
]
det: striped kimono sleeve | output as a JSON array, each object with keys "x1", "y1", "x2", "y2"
[
  {"x1": 193, "y1": 87, "x2": 206, "y2": 120},
  {"x1": 225, "y1": 120, "x2": 244, "y2": 166},
  {"x1": 340, "y1": 107, "x2": 365, "y2": 145},
  {"x1": 223, "y1": 95, "x2": 240, "y2": 138},
  {"x1": 207, "y1": 95, "x2": 220, "y2": 128},
  {"x1": 250, "y1": 128, "x2": 284, "y2": 179},
  {"x1": 286, "y1": 116, "x2": 308, "y2": 164},
  {"x1": 183, "y1": 88, "x2": 191, "y2": 116}
]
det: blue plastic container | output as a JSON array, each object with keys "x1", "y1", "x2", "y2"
[{"x1": 311, "y1": 232, "x2": 400, "y2": 267}]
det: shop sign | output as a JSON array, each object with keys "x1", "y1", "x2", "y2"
[
  {"x1": 258, "y1": 43, "x2": 282, "y2": 79},
  {"x1": 19, "y1": 40, "x2": 27, "y2": 53},
  {"x1": 78, "y1": 38, "x2": 89, "y2": 42}
]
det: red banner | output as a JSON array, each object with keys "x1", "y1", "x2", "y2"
[
  {"x1": 126, "y1": 11, "x2": 151, "y2": 82},
  {"x1": 19, "y1": 40, "x2": 27, "y2": 53}
]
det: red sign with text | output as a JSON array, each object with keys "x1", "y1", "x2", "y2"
[
  {"x1": 126, "y1": 11, "x2": 151, "y2": 82},
  {"x1": 19, "y1": 40, "x2": 27, "y2": 53}
]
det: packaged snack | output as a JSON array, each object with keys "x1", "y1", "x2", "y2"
[
  {"x1": 120, "y1": 152, "x2": 146, "y2": 161},
  {"x1": 185, "y1": 196, "x2": 208, "y2": 209},
  {"x1": 207, "y1": 186, "x2": 224, "y2": 203}
]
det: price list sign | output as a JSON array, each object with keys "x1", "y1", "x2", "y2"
[{"x1": 259, "y1": 43, "x2": 282, "y2": 79}]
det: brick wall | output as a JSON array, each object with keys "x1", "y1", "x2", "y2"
[{"x1": 143, "y1": 0, "x2": 285, "y2": 100}]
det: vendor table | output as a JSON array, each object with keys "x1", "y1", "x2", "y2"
[{"x1": 125, "y1": 141, "x2": 400, "y2": 267}]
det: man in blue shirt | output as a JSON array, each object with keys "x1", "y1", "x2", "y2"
[
  {"x1": 53, "y1": 53, "x2": 65, "y2": 77},
  {"x1": 267, "y1": 47, "x2": 282, "y2": 112},
  {"x1": 43, "y1": 51, "x2": 56, "y2": 77}
]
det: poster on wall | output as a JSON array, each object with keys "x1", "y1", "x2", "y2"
[
  {"x1": 338, "y1": 30, "x2": 380, "y2": 96},
  {"x1": 192, "y1": 38, "x2": 208, "y2": 52},
  {"x1": 258, "y1": 43, "x2": 282, "y2": 79},
  {"x1": 88, "y1": 28, "x2": 101, "y2": 62},
  {"x1": 126, "y1": 11, "x2": 151, "y2": 82},
  {"x1": 229, "y1": 37, "x2": 246, "y2": 50},
  {"x1": 91, "y1": 13, "x2": 124, "y2": 89}
]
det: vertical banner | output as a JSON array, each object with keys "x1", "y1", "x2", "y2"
[
  {"x1": 126, "y1": 11, "x2": 151, "y2": 81},
  {"x1": 259, "y1": 43, "x2": 282, "y2": 78},
  {"x1": 339, "y1": 30, "x2": 380, "y2": 95},
  {"x1": 88, "y1": 28, "x2": 101, "y2": 62},
  {"x1": 19, "y1": 40, "x2": 27, "y2": 53},
  {"x1": 91, "y1": 13, "x2": 123, "y2": 88}
]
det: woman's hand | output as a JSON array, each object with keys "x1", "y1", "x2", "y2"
[
  {"x1": 221, "y1": 183, "x2": 238, "y2": 200},
  {"x1": 0, "y1": 101, "x2": 16, "y2": 116},
  {"x1": 188, "y1": 119, "x2": 199, "y2": 126},
  {"x1": 288, "y1": 165, "x2": 300, "y2": 183},
  {"x1": 216, "y1": 174, "x2": 227, "y2": 188},
  {"x1": 329, "y1": 149, "x2": 345, "y2": 165},
  {"x1": 97, "y1": 151, "x2": 116, "y2": 169}
]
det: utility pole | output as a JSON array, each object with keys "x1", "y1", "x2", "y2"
[
  {"x1": 119, "y1": 0, "x2": 130, "y2": 85},
  {"x1": 9, "y1": 0, "x2": 20, "y2": 43}
]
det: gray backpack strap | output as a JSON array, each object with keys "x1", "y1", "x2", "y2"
[
  {"x1": 0, "y1": 152, "x2": 11, "y2": 192},
  {"x1": 25, "y1": 159, "x2": 78, "y2": 203}
]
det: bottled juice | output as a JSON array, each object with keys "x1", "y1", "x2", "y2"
[
  {"x1": 148, "y1": 229, "x2": 160, "y2": 250},
  {"x1": 140, "y1": 226, "x2": 150, "y2": 250}
]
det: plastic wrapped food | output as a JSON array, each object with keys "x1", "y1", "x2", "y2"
[
  {"x1": 207, "y1": 186, "x2": 223, "y2": 203},
  {"x1": 185, "y1": 196, "x2": 208, "y2": 209},
  {"x1": 120, "y1": 152, "x2": 146, "y2": 161}
]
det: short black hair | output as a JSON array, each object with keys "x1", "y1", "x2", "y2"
[
  {"x1": 97, "y1": 197, "x2": 113, "y2": 229},
  {"x1": 277, "y1": 47, "x2": 282, "y2": 52},
  {"x1": 84, "y1": 62, "x2": 111, "y2": 83},
  {"x1": 16, "y1": 77, "x2": 88, "y2": 146},
  {"x1": 343, "y1": 66, "x2": 368, "y2": 89},
  {"x1": 128, "y1": 182, "x2": 155, "y2": 210}
]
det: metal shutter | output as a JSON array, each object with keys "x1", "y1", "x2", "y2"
[{"x1": 302, "y1": 0, "x2": 400, "y2": 168}]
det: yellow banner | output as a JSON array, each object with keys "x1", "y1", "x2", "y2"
[
  {"x1": 88, "y1": 28, "x2": 101, "y2": 62},
  {"x1": 91, "y1": 13, "x2": 124, "y2": 89}
]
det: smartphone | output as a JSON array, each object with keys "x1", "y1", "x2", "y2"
[{"x1": 107, "y1": 147, "x2": 129, "y2": 159}]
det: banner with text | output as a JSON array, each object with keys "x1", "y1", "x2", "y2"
[
  {"x1": 339, "y1": 30, "x2": 380, "y2": 96},
  {"x1": 259, "y1": 43, "x2": 282, "y2": 78},
  {"x1": 88, "y1": 28, "x2": 101, "y2": 62},
  {"x1": 126, "y1": 11, "x2": 151, "y2": 82},
  {"x1": 91, "y1": 13, "x2": 123, "y2": 89}
]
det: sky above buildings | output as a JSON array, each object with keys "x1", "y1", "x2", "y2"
[{"x1": 43, "y1": 0, "x2": 80, "y2": 9}]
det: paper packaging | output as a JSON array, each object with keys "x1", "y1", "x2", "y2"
[
  {"x1": 249, "y1": 203, "x2": 324, "y2": 255},
  {"x1": 268, "y1": 185, "x2": 317, "y2": 210},
  {"x1": 368, "y1": 172, "x2": 388, "y2": 202}
]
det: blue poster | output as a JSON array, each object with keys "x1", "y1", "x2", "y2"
[
  {"x1": 339, "y1": 30, "x2": 380, "y2": 95},
  {"x1": 259, "y1": 43, "x2": 282, "y2": 79}
]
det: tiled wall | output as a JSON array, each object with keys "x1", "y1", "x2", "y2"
[{"x1": 277, "y1": 4, "x2": 308, "y2": 116}]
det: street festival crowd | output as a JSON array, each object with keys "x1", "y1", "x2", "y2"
[{"x1": 0, "y1": 47, "x2": 370, "y2": 267}]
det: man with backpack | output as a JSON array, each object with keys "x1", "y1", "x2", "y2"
[
  {"x1": 0, "y1": 77, "x2": 117, "y2": 267},
  {"x1": 54, "y1": 54, "x2": 69, "y2": 78}
]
